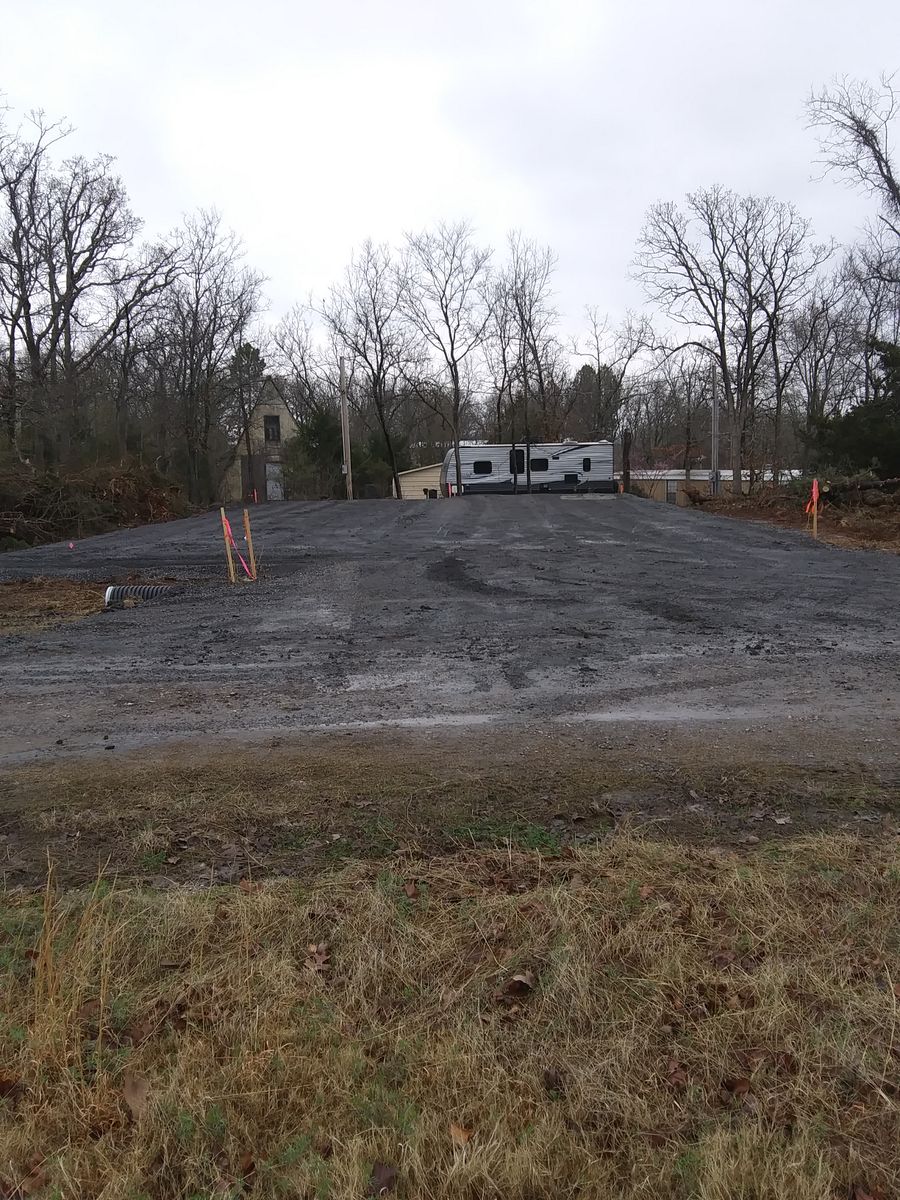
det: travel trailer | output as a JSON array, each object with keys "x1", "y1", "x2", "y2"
[{"x1": 440, "y1": 442, "x2": 616, "y2": 495}]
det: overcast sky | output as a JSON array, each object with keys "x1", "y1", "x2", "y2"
[{"x1": 2, "y1": 0, "x2": 898, "y2": 334}]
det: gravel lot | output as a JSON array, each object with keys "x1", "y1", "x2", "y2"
[{"x1": 1, "y1": 494, "x2": 899, "y2": 770}]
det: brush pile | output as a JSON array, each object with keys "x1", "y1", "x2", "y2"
[{"x1": 0, "y1": 461, "x2": 193, "y2": 550}]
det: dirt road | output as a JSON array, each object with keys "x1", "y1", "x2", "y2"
[{"x1": 1, "y1": 494, "x2": 898, "y2": 767}]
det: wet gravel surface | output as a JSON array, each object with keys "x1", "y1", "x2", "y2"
[{"x1": 1, "y1": 495, "x2": 899, "y2": 769}]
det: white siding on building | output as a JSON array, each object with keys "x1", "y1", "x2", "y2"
[{"x1": 393, "y1": 464, "x2": 443, "y2": 499}]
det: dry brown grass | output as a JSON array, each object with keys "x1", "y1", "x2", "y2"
[
  {"x1": 1, "y1": 833, "x2": 898, "y2": 1198},
  {"x1": 0, "y1": 577, "x2": 106, "y2": 634},
  {"x1": 700, "y1": 493, "x2": 900, "y2": 553},
  {"x1": 1, "y1": 742, "x2": 893, "y2": 889}
]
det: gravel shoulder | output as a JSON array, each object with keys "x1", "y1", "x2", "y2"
[{"x1": 1, "y1": 495, "x2": 898, "y2": 767}]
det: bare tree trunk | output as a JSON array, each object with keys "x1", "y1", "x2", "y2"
[
  {"x1": 730, "y1": 419, "x2": 743, "y2": 497},
  {"x1": 682, "y1": 405, "x2": 692, "y2": 479},
  {"x1": 375, "y1": 402, "x2": 402, "y2": 500},
  {"x1": 622, "y1": 428, "x2": 632, "y2": 493},
  {"x1": 452, "y1": 434, "x2": 462, "y2": 496},
  {"x1": 522, "y1": 353, "x2": 532, "y2": 492}
]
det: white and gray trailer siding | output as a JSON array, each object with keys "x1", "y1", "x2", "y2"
[{"x1": 440, "y1": 442, "x2": 616, "y2": 496}]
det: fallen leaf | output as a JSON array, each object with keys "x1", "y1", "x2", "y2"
[
  {"x1": 639, "y1": 884, "x2": 655, "y2": 900},
  {"x1": 77, "y1": 998, "x2": 102, "y2": 1023},
  {"x1": 711, "y1": 948, "x2": 737, "y2": 968},
  {"x1": 665, "y1": 1058, "x2": 688, "y2": 1089},
  {"x1": 304, "y1": 942, "x2": 331, "y2": 974},
  {"x1": 402, "y1": 880, "x2": 420, "y2": 900},
  {"x1": 16, "y1": 1157, "x2": 49, "y2": 1196},
  {"x1": 237, "y1": 1151, "x2": 256, "y2": 1190},
  {"x1": 367, "y1": 1162, "x2": 398, "y2": 1196},
  {"x1": 0, "y1": 1073, "x2": 23, "y2": 1103},
  {"x1": 505, "y1": 969, "x2": 536, "y2": 995},
  {"x1": 542, "y1": 1067, "x2": 565, "y2": 1094},
  {"x1": 238, "y1": 879, "x2": 261, "y2": 894},
  {"x1": 122, "y1": 1071, "x2": 150, "y2": 1120},
  {"x1": 122, "y1": 1016, "x2": 154, "y2": 1045},
  {"x1": 449, "y1": 1122, "x2": 473, "y2": 1148},
  {"x1": 772, "y1": 1050, "x2": 798, "y2": 1075},
  {"x1": 723, "y1": 1076, "x2": 751, "y2": 1096}
]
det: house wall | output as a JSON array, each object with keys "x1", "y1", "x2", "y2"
[
  {"x1": 393, "y1": 464, "x2": 443, "y2": 499},
  {"x1": 222, "y1": 390, "x2": 299, "y2": 502}
]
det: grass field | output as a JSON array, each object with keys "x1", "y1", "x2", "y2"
[{"x1": 1, "y1": 833, "x2": 898, "y2": 1199}]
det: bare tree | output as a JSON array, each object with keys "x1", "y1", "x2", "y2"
[
  {"x1": 400, "y1": 221, "x2": 492, "y2": 490},
  {"x1": 757, "y1": 211, "x2": 833, "y2": 482},
  {"x1": 0, "y1": 113, "x2": 182, "y2": 460},
  {"x1": 158, "y1": 210, "x2": 264, "y2": 502},
  {"x1": 506, "y1": 233, "x2": 569, "y2": 448},
  {"x1": 808, "y1": 74, "x2": 900, "y2": 247},
  {"x1": 483, "y1": 272, "x2": 517, "y2": 441},
  {"x1": 786, "y1": 273, "x2": 863, "y2": 453},
  {"x1": 573, "y1": 308, "x2": 651, "y2": 439},
  {"x1": 272, "y1": 304, "x2": 334, "y2": 423},
  {"x1": 322, "y1": 239, "x2": 413, "y2": 499},
  {"x1": 636, "y1": 187, "x2": 822, "y2": 489}
]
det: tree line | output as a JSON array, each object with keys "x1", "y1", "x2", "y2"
[{"x1": 2, "y1": 75, "x2": 899, "y2": 505}]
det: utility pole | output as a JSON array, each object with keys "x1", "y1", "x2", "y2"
[
  {"x1": 339, "y1": 356, "x2": 353, "y2": 501},
  {"x1": 710, "y1": 360, "x2": 720, "y2": 496}
]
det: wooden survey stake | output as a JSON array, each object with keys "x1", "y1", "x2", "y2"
[
  {"x1": 220, "y1": 506, "x2": 237, "y2": 584},
  {"x1": 242, "y1": 507, "x2": 258, "y2": 580}
]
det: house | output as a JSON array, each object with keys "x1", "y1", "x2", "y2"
[
  {"x1": 392, "y1": 463, "x2": 444, "y2": 499},
  {"x1": 222, "y1": 381, "x2": 298, "y2": 503}
]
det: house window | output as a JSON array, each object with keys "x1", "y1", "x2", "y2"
[
  {"x1": 264, "y1": 414, "x2": 281, "y2": 444},
  {"x1": 530, "y1": 457, "x2": 549, "y2": 472},
  {"x1": 666, "y1": 478, "x2": 678, "y2": 504},
  {"x1": 472, "y1": 460, "x2": 493, "y2": 475},
  {"x1": 509, "y1": 448, "x2": 525, "y2": 474},
  {"x1": 583, "y1": 457, "x2": 591, "y2": 472}
]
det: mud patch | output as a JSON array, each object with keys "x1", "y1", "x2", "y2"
[
  {"x1": 0, "y1": 734, "x2": 895, "y2": 889},
  {"x1": 427, "y1": 552, "x2": 511, "y2": 595}
]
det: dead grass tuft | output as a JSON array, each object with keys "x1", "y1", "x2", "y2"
[
  {"x1": 0, "y1": 577, "x2": 106, "y2": 633},
  {"x1": 1, "y1": 833, "x2": 898, "y2": 1197}
]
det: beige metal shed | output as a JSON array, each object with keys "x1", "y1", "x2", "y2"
[{"x1": 393, "y1": 463, "x2": 443, "y2": 499}]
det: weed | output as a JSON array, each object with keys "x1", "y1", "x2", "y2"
[
  {"x1": 451, "y1": 818, "x2": 561, "y2": 853},
  {"x1": 1, "y1": 833, "x2": 898, "y2": 1197},
  {"x1": 138, "y1": 848, "x2": 168, "y2": 872}
]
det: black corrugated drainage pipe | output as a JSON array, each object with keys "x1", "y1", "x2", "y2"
[{"x1": 103, "y1": 584, "x2": 184, "y2": 609}]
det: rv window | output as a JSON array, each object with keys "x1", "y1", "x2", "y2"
[
  {"x1": 530, "y1": 457, "x2": 549, "y2": 472},
  {"x1": 472, "y1": 460, "x2": 493, "y2": 475},
  {"x1": 509, "y1": 448, "x2": 525, "y2": 474},
  {"x1": 583, "y1": 457, "x2": 591, "y2": 472}
]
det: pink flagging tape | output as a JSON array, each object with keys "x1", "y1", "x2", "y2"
[{"x1": 223, "y1": 515, "x2": 254, "y2": 579}]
